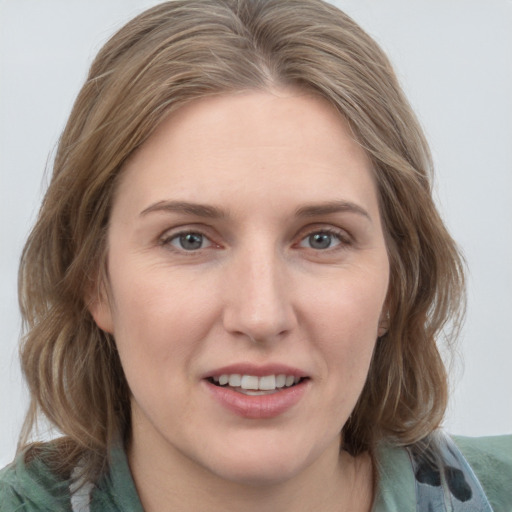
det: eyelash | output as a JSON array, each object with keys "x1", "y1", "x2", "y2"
[
  {"x1": 159, "y1": 229, "x2": 215, "y2": 254},
  {"x1": 159, "y1": 226, "x2": 352, "y2": 254},
  {"x1": 296, "y1": 227, "x2": 351, "y2": 251}
]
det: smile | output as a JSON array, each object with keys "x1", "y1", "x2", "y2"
[
  {"x1": 208, "y1": 374, "x2": 304, "y2": 395},
  {"x1": 204, "y1": 369, "x2": 310, "y2": 418}
]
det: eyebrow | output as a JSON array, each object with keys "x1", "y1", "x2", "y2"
[
  {"x1": 294, "y1": 200, "x2": 371, "y2": 221},
  {"x1": 140, "y1": 199, "x2": 371, "y2": 221},
  {"x1": 140, "y1": 200, "x2": 227, "y2": 218}
]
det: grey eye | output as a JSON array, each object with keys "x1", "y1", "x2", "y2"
[
  {"x1": 300, "y1": 232, "x2": 341, "y2": 250},
  {"x1": 309, "y1": 233, "x2": 332, "y2": 249},
  {"x1": 171, "y1": 233, "x2": 208, "y2": 251}
]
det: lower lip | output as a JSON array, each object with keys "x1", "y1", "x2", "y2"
[{"x1": 204, "y1": 380, "x2": 309, "y2": 419}]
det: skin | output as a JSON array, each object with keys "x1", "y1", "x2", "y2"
[{"x1": 90, "y1": 89, "x2": 390, "y2": 512}]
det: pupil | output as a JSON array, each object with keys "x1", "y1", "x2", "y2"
[
  {"x1": 180, "y1": 233, "x2": 203, "y2": 250},
  {"x1": 310, "y1": 233, "x2": 331, "y2": 249}
]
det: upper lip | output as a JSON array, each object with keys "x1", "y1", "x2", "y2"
[{"x1": 202, "y1": 363, "x2": 309, "y2": 379}]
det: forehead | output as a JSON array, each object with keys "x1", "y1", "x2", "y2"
[{"x1": 115, "y1": 89, "x2": 379, "y2": 220}]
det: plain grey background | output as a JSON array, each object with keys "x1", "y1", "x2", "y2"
[{"x1": 1, "y1": 0, "x2": 511, "y2": 466}]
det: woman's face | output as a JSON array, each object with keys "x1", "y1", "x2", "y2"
[{"x1": 91, "y1": 89, "x2": 389, "y2": 485}]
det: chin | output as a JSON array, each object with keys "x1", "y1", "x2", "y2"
[
  {"x1": 208, "y1": 455, "x2": 307, "y2": 487},
  {"x1": 195, "y1": 433, "x2": 322, "y2": 487}
]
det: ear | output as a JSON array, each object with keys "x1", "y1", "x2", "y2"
[
  {"x1": 377, "y1": 310, "x2": 390, "y2": 337},
  {"x1": 87, "y1": 282, "x2": 114, "y2": 334}
]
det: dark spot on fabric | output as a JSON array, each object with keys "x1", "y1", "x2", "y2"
[
  {"x1": 415, "y1": 461, "x2": 441, "y2": 486},
  {"x1": 445, "y1": 466, "x2": 472, "y2": 502}
]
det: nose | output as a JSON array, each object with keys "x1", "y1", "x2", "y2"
[{"x1": 221, "y1": 244, "x2": 297, "y2": 344}]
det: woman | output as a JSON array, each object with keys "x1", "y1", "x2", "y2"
[{"x1": 0, "y1": 0, "x2": 510, "y2": 510}]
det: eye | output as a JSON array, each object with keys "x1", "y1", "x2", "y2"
[
  {"x1": 165, "y1": 232, "x2": 212, "y2": 251},
  {"x1": 298, "y1": 230, "x2": 344, "y2": 250}
]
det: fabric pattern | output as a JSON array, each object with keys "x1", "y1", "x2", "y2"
[{"x1": 407, "y1": 433, "x2": 493, "y2": 511}]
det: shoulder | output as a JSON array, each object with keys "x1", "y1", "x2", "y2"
[
  {"x1": 0, "y1": 445, "x2": 71, "y2": 512},
  {"x1": 374, "y1": 433, "x2": 512, "y2": 512},
  {"x1": 0, "y1": 441, "x2": 143, "y2": 512},
  {"x1": 452, "y1": 434, "x2": 512, "y2": 512}
]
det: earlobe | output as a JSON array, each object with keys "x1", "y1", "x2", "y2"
[
  {"x1": 377, "y1": 310, "x2": 390, "y2": 337},
  {"x1": 87, "y1": 287, "x2": 114, "y2": 334}
]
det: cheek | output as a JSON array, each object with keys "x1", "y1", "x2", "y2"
[
  {"x1": 304, "y1": 272, "x2": 387, "y2": 378},
  {"x1": 107, "y1": 267, "x2": 219, "y2": 380},
  {"x1": 307, "y1": 273, "x2": 387, "y2": 335}
]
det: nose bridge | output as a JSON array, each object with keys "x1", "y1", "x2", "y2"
[{"x1": 222, "y1": 237, "x2": 294, "y2": 341}]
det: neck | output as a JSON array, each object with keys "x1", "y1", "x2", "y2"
[{"x1": 128, "y1": 427, "x2": 374, "y2": 512}]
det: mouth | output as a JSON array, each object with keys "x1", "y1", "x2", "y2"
[{"x1": 206, "y1": 374, "x2": 308, "y2": 395}]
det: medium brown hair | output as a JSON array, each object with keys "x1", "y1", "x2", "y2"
[{"x1": 18, "y1": 0, "x2": 465, "y2": 480}]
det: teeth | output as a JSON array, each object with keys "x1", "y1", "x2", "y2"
[
  {"x1": 276, "y1": 374, "x2": 286, "y2": 388},
  {"x1": 241, "y1": 375, "x2": 259, "y2": 390},
  {"x1": 212, "y1": 373, "x2": 302, "y2": 391},
  {"x1": 259, "y1": 375, "x2": 276, "y2": 390},
  {"x1": 228, "y1": 374, "x2": 241, "y2": 387}
]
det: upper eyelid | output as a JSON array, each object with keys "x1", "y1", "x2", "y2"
[
  {"x1": 295, "y1": 224, "x2": 352, "y2": 241},
  {"x1": 159, "y1": 224, "x2": 216, "y2": 239}
]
